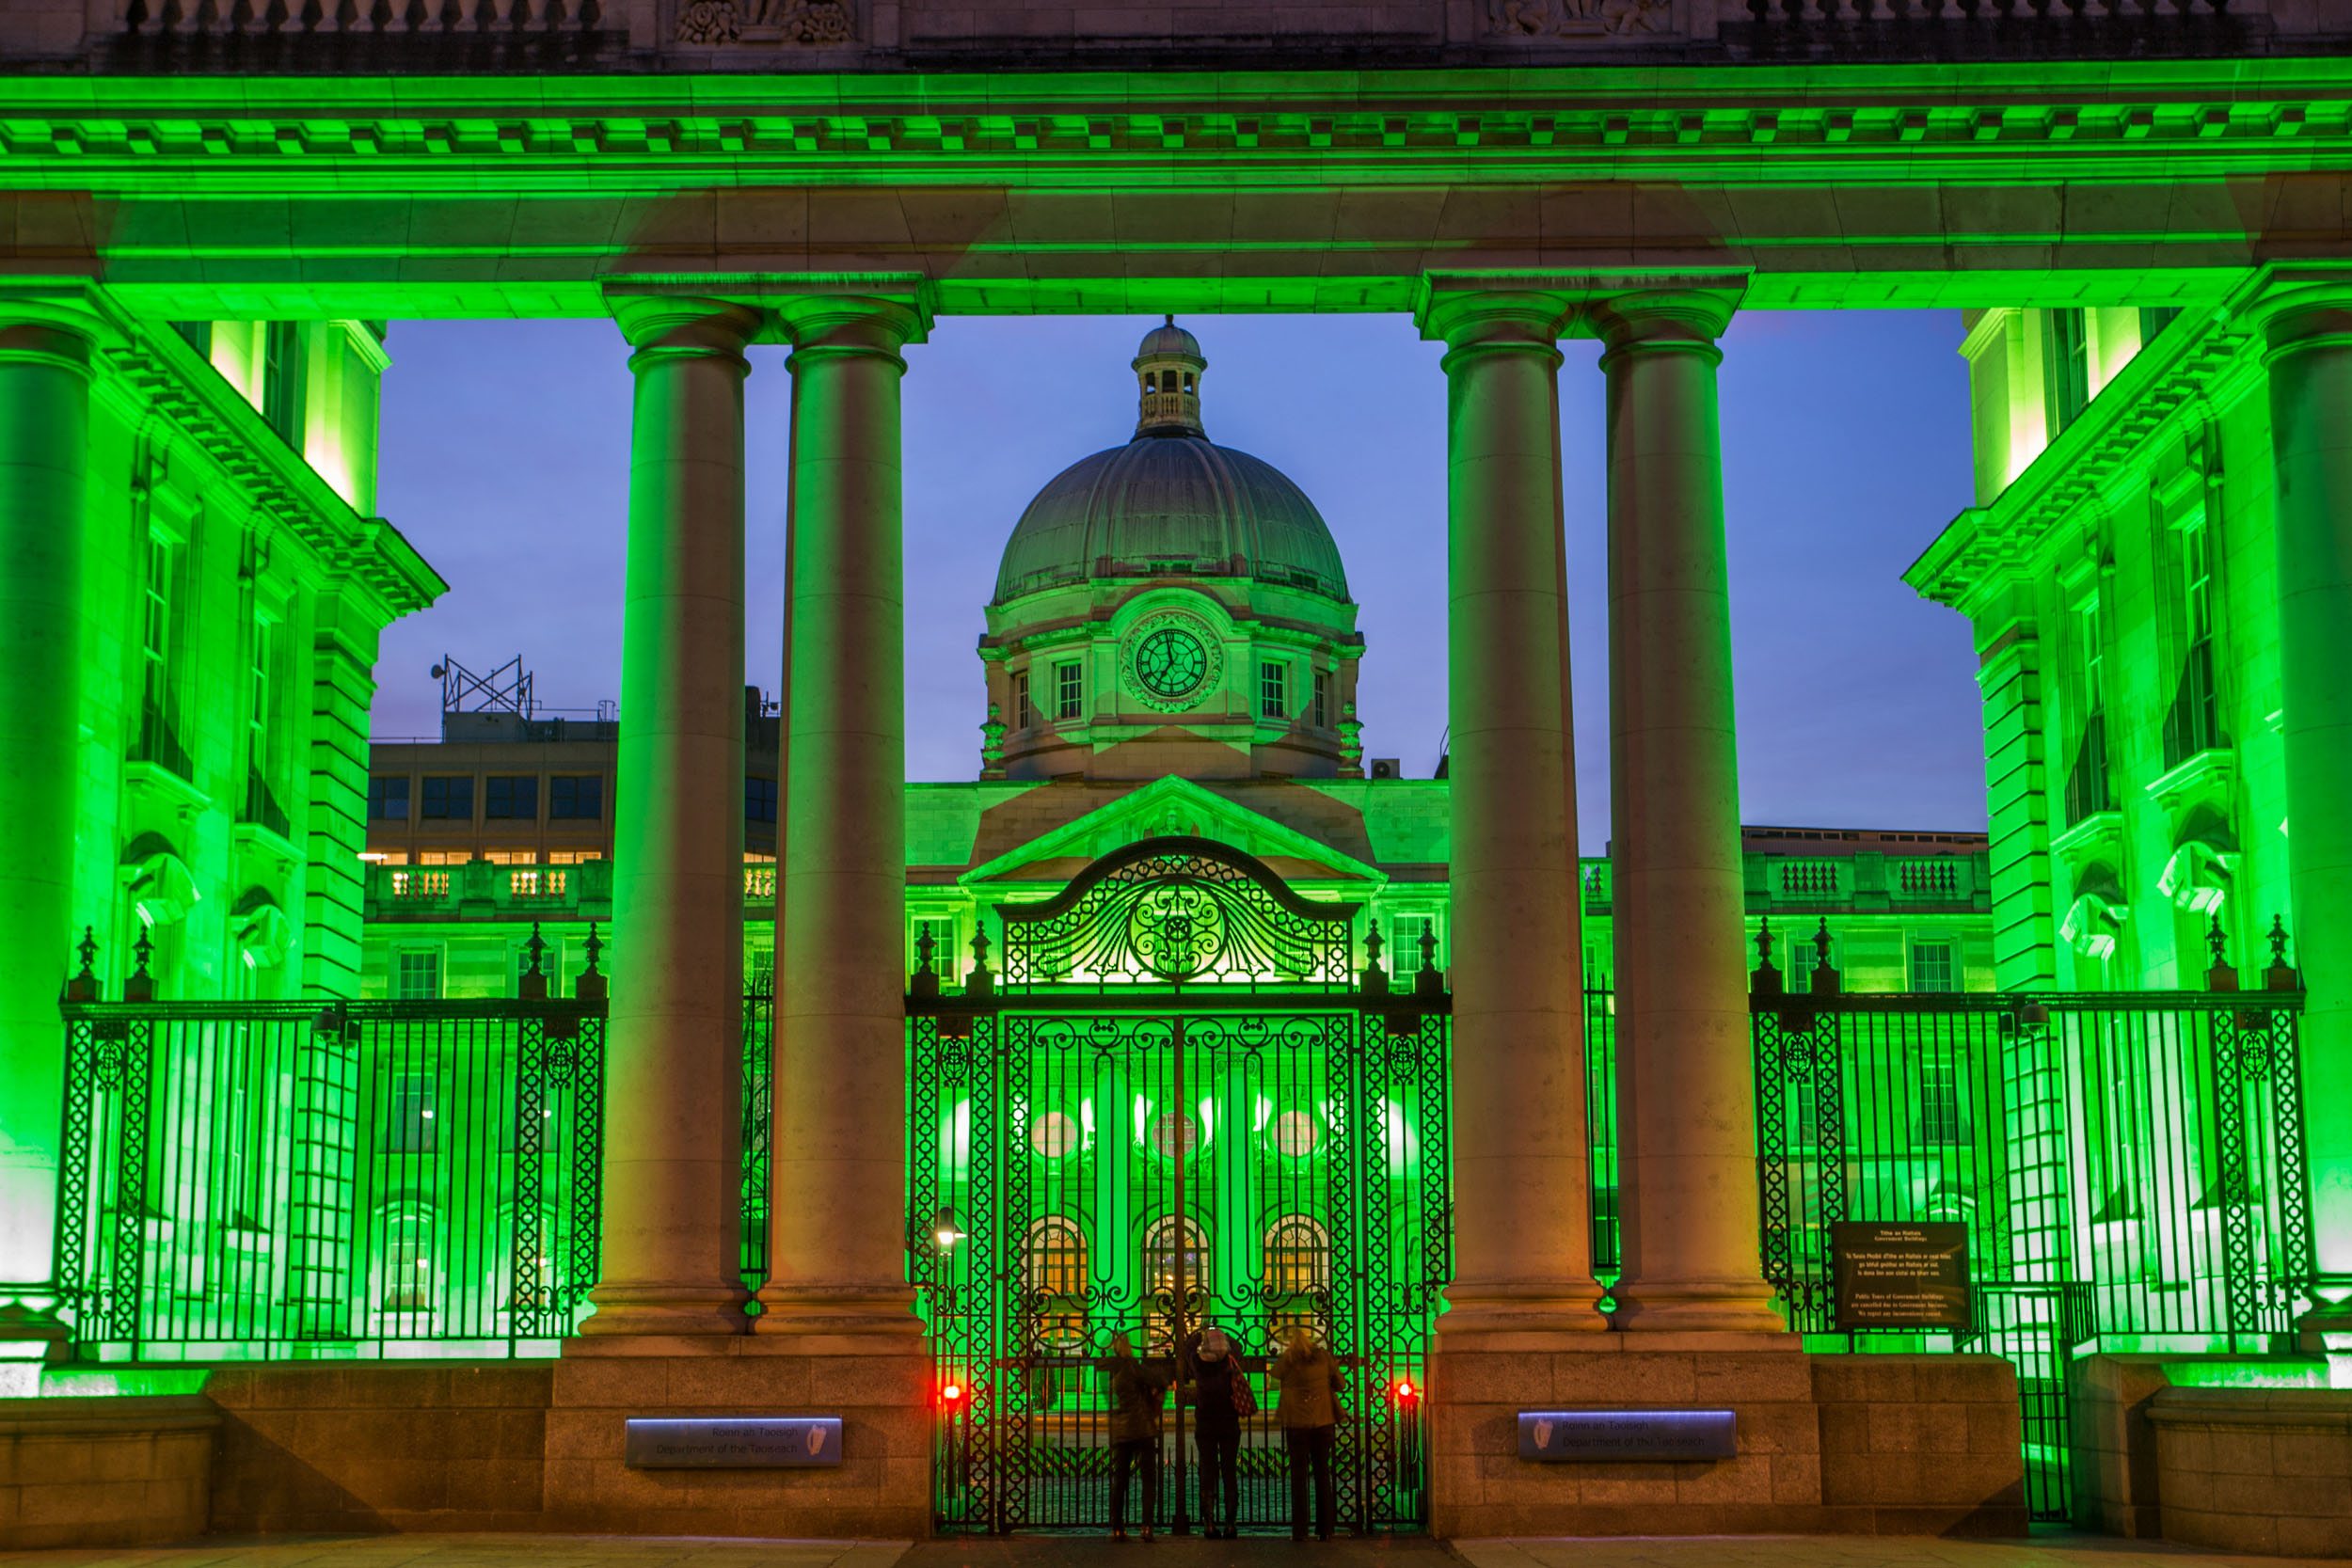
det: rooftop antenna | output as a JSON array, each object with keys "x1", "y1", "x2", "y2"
[{"x1": 431, "y1": 655, "x2": 535, "y2": 719}]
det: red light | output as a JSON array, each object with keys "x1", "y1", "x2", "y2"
[
  {"x1": 1393, "y1": 1378, "x2": 1418, "y2": 1403},
  {"x1": 941, "y1": 1382, "x2": 964, "y2": 1404}
]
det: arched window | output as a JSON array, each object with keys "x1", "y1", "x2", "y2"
[
  {"x1": 379, "y1": 1209, "x2": 435, "y2": 1313},
  {"x1": 1025, "y1": 1215, "x2": 1089, "y2": 1296},
  {"x1": 1143, "y1": 1214, "x2": 1210, "y2": 1297},
  {"x1": 1263, "y1": 1214, "x2": 1330, "y2": 1295}
]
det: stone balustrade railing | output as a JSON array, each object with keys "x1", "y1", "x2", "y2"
[
  {"x1": 1579, "y1": 850, "x2": 1990, "y2": 914},
  {"x1": 365, "y1": 857, "x2": 781, "y2": 919}
]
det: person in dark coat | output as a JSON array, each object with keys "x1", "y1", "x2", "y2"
[
  {"x1": 1182, "y1": 1326, "x2": 1244, "y2": 1538},
  {"x1": 1102, "y1": 1332, "x2": 1168, "y2": 1541},
  {"x1": 1272, "y1": 1326, "x2": 1345, "y2": 1541}
]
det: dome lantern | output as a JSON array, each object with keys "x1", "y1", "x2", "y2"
[{"x1": 1133, "y1": 315, "x2": 1206, "y2": 438}]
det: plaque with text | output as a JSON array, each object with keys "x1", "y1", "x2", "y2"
[
  {"x1": 1832, "y1": 1221, "x2": 1971, "y2": 1332},
  {"x1": 1517, "y1": 1410, "x2": 1736, "y2": 1462},
  {"x1": 624, "y1": 1417, "x2": 843, "y2": 1468}
]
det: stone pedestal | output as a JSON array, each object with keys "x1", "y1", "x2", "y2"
[
  {"x1": 548, "y1": 1339, "x2": 932, "y2": 1537},
  {"x1": 1427, "y1": 1344, "x2": 2024, "y2": 1538}
]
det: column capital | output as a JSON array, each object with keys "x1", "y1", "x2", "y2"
[
  {"x1": 1414, "y1": 282, "x2": 1573, "y2": 359},
  {"x1": 2234, "y1": 264, "x2": 2352, "y2": 361},
  {"x1": 777, "y1": 291, "x2": 931, "y2": 369},
  {"x1": 608, "y1": 293, "x2": 761, "y2": 369},
  {"x1": 1591, "y1": 286, "x2": 1742, "y2": 367},
  {"x1": 0, "y1": 288, "x2": 103, "y2": 378}
]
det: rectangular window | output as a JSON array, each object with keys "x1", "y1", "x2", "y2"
[
  {"x1": 1312, "y1": 671, "x2": 1331, "y2": 729},
  {"x1": 1012, "y1": 669, "x2": 1034, "y2": 730},
  {"x1": 1391, "y1": 914, "x2": 1436, "y2": 976},
  {"x1": 912, "y1": 916, "x2": 958, "y2": 978},
  {"x1": 246, "y1": 615, "x2": 277, "y2": 785},
  {"x1": 2167, "y1": 517, "x2": 2224, "y2": 764},
  {"x1": 548, "y1": 774, "x2": 603, "y2": 820},
  {"x1": 2139, "y1": 305, "x2": 2183, "y2": 345},
  {"x1": 420, "y1": 776, "x2": 473, "y2": 821},
  {"x1": 387, "y1": 1071, "x2": 437, "y2": 1153},
  {"x1": 745, "y1": 775, "x2": 778, "y2": 825},
  {"x1": 135, "y1": 534, "x2": 186, "y2": 772},
  {"x1": 1785, "y1": 929, "x2": 1837, "y2": 991},
  {"x1": 1908, "y1": 939, "x2": 1956, "y2": 993},
  {"x1": 484, "y1": 775, "x2": 537, "y2": 820},
  {"x1": 262, "y1": 321, "x2": 304, "y2": 444},
  {"x1": 366, "y1": 777, "x2": 410, "y2": 821},
  {"x1": 2044, "y1": 308, "x2": 2090, "y2": 436},
  {"x1": 172, "y1": 320, "x2": 214, "y2": 357},
  {"x1": 1915, "y1": 1054, "x2": 1964, "y2": 1145},
  {"x1": 394, "y1": 948, "x2": 441, "y2": 1002},
  {"x1": 1054, "y1": 659, "x2": 1083, "y2": 721},
  {"x1": 1260, "y1": 659, "x2": 1287, "y2": 720}
]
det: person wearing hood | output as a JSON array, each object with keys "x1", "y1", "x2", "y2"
[
  {"x1": 1101, "y1": 1332, "x2": 1168, "y2": 1542},
  {"x1": 1181, "y1": 1325, "x2": 1245, "y2": 1538}
]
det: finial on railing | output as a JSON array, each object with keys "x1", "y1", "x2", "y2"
[
  {"x1": 2205, "y1": 911, "x2": 2238, "y2": 992},
  {"x1": 124, "y1": 926, "x2": 155, "y2": 1004},
  {"x1": 1361, "y1": 922, "x2": 1391, "y2": 998},
  {"x1": 1750, "y1": 916, "x2": 1784, "y2": 999},
  {"x1": 1809, "y1": 916, "x2": 1841, "y2": 996},
  {"x1": 576, "y1": 920, "x2": 608, "y2": 1004},
  {"x1": 1416, "y1": 921, "x2": 1442, "y2": 997},
  {"x1": 966, "y1": 927, "x2": 994, "y2": 999},
  {"x1": 2266, "y1": 914, "x2": 2300, "y2": 991},
  {"x1": 519, "y1": 921, "x2": 550, "y2": 1002},
  {"x1": 911, "y1": 925, "x2": 941, "y2": 999},
  {"x1": 64, "y1": 926, "x2": 100, "y2": 1004}
]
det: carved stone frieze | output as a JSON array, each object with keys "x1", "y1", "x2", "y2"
[
  {"x1": 675, "y1": 0, "x2": 852, "y2": 45},
  {"x1": 1488, "y1": 0, "x2": 1674, "y2": 38}
]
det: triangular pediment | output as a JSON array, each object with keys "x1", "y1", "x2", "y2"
[{"x1": 960, "y1": 776, "x2": 1386, "y2": 891}]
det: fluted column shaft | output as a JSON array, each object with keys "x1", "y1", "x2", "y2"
[
  {"x1": 1421, "y1": 289, "x2": 1607, "y2": 1340},
  {"x1": 758, "y1": 294, "x2": 928, "y2": 1337},
  {"x1": 0, "y1": 297, "x2": 97, "y2": 1319},
  {"x1": 1598, "y1": 290, "x2": 1782, "y2": 1335},
  {"x1": 582, "y1": 295, "x2": 758, "y2": 1338},
  {"x1": 2257, "y1": 278, "x2": 2352, "y2": 1320}
]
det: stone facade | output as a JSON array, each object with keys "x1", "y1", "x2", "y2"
[{"x1": 0, "y1": 1395, "x2": 217, "y2": 1549}]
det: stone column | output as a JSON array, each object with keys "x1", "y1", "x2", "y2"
[
  {"x1": 1418, "y1": 288, "x2": 1607, "y2": 1340},
  {"x1": 2255, "y1": 274, "x2": 2352, "y2": 1325},
  {"x1": 757, "y1": 293, "x2": 930, "y2": 1338},
  {"x1": 0, "y1": 295, "x2": 97, "y2": 1341},
  {"x1": 1597, "y1": 288, "x2": 1783, "y2": 1335},
  {"x1": 580, "y1": 295, "x2": 759, "y2": 1338}
]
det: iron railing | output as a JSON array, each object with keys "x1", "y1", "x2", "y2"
[{"x1": 56, "y1": 996, "x2": 605, "y2": 1360}]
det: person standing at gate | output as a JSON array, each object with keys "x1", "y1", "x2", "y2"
[
  {"x1": 1273, "y1": 1325, "x2": 1345, "y2": 1541},
  {"x1": 1102, "y1": 1332, "x2": 1168, "y2": 1542},
  {"x1": 1182, "y1": 1326, "x2": 1245, "y2": 1537}
]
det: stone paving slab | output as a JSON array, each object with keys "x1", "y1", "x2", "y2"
[{"x1": 0, "y1": 1535, "x2": 2341, "y2": 1568}]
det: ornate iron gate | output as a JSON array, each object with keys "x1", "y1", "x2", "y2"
[{"x1": 907, "y1": 839, "x2": 1451, "y2": 1534}]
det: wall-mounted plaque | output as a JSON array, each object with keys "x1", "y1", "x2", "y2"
[
  {"x1": 1517, "y1": 1410, "x2": 1736, "y2": 1462},
  {"x1": 624, "y1": 1417, "x2": 843, "y2": 1468},
  {"x1": 1832, "y1": 1221, "x2": 1971, "y2": 1332}
]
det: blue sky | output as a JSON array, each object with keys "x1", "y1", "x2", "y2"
[{"x1": 373, "y1": 309, "x2": 1986, "y2": 848}]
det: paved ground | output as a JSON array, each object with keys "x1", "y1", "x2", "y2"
[{"x1": 3, "y1": 1535, "x2": 2343, "y2": 1568}]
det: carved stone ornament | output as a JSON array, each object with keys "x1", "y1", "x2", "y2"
[
  {"x1": 1488, "y1": 0, "x2": 1672, "y2": 36},
  {"x1": 676, "y1": 0, "x2": 853, "y2": 44}
]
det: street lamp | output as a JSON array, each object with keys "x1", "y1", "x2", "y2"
[{"x1": 930, "y1": 1206, "x2": 966, "y2": 1251}]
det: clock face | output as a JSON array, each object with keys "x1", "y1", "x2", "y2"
[{"x1": 1134, "y1": 626, "x2": 1209, "y2": 700}]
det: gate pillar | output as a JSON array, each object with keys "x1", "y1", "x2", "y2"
[{"x1": 1418, "y1": 284, "x2": 1608, "y2": 1340}]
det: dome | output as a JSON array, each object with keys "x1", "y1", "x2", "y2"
[
  {"x1": 993, "y1": 436, "x2": 1350, "y2": 604},
  {"x1": 992, "y1": 321, "x2": 1350, "y2": 605}
]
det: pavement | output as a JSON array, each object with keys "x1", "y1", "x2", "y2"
[{"x1": 1, "y1": 1533, "x2": 2343, "y2": 1568}]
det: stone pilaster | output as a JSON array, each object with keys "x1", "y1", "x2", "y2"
[
  {"x1": 1595, "y1": 287, "x2": 1784, "y2": 1336},
  {"x1": 2250, "y1": 269, "x2": 2352, "y2": 1330},
  {"x1": 757, "y1": 291, "x2": 930, "y2": 1338},
  {"x1": 0, "y1": 293, "x2": 99, "y2": 1342},
  {"x1": 1417, "y1": 285, "x2": 1608, "y2": 1342},
  {"x1": 580, "y1": 294, "x2": 760, "y2": 1339}
]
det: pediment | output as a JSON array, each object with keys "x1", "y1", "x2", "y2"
[{"x1": 960, "y1": 776, "x2": 1386, "y2": 891}]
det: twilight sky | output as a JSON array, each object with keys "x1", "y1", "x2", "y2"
[{"x1": 372, "y1": 309, "x2": 1986, "y2": 848}]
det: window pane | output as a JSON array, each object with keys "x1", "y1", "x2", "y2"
[
  {"x1": 485, "y1": 775, "x2": 537, "y2": 820},
  {"x1": 421, "y1": 776, "x2": 473, "y2": 820},
  {"x1": 745, "y1": 775, "x2": 778, "y2": 825},
  {"x1": 548, "y1": 775, "x2": 603, "y2": 819},
  {"x1": 1260, "y1": 660, "x2": 1286, "y2": 719},
  {"x1": 368, "y1": 777, "x2": 410, "y2": 821},
  {"x1": 1055, "y1": 659, "x2": 1082, "y2": 721}
]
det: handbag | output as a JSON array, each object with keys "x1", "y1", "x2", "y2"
[{"x1": 1230, "y1": 1366, "x2": 1260, "y2": 1419}]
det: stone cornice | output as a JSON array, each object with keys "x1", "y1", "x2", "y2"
[
  {"x1": 5, "y1": 61, "x2": 2352, "y2": 182},
  {"x1": 1906, "y1": 310, "x2": 2254, "y2": 615}
]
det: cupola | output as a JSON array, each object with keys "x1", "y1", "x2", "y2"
[{"x1": 1134, "y1": 316, "x2": 1206, "y2": 437}]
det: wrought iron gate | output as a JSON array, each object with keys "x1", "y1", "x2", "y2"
[{"x1": 907, "y1": 839, "x2": 1450, "y2": 1534}]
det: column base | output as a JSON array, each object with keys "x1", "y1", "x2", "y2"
[
  {"x1": 1434, "y1": 1280, "x2": 1612, "y2": 1350},
  {"x1": 753, "y1": 1283, "x2": 925, "y2": 1339},
  {"x1": 576, "y1": 1282, "x2": 749, "y2": 1339},
  {"x1": 0, "y1": 1303, "x2": 72, "y2": 1365},
  {"x1": 1613, "y1": 1278, "x2": 1790, "y2": 1336}
]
